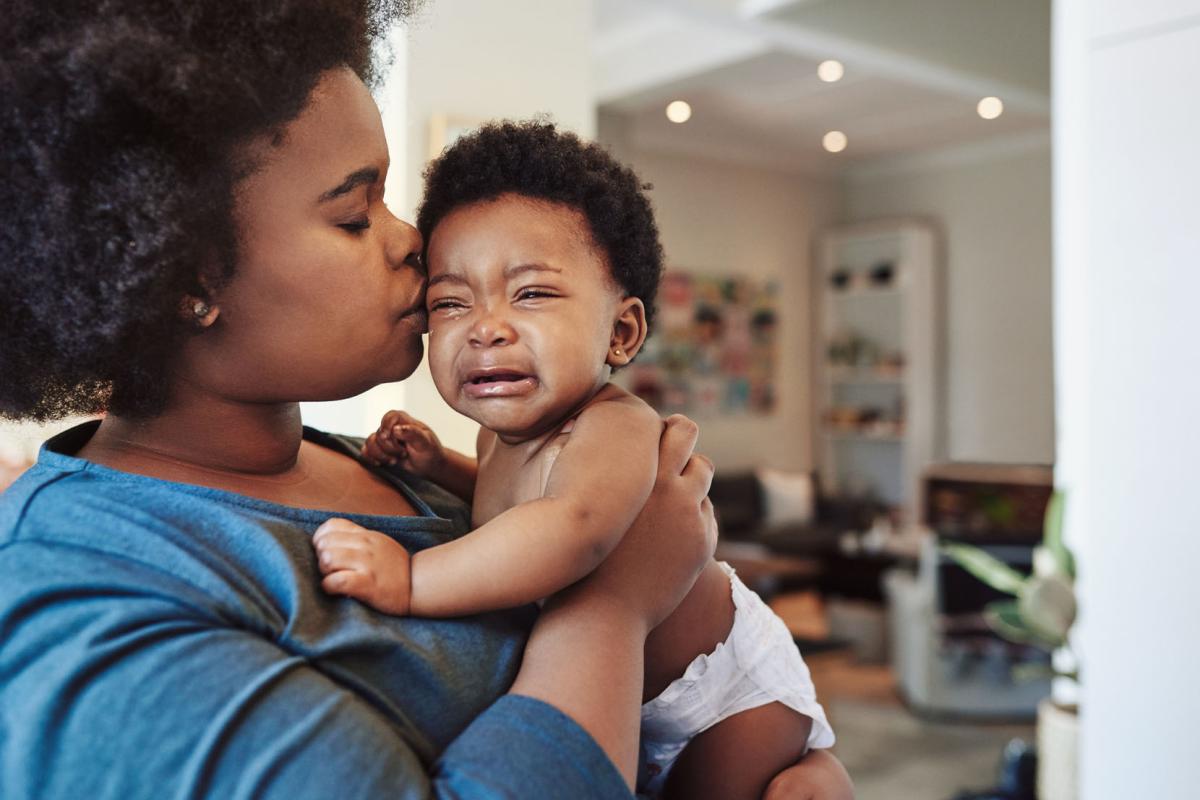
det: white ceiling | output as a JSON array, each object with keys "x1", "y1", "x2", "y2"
[{"x1": 594, "y1": 0, "x2": 1051, "y2": 174}]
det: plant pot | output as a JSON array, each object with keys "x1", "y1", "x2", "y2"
[{"x1": 1037, "y1": 698, "x2": 1079, "y2": 800}]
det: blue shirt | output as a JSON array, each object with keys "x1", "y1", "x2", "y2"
[{"x1": 0, "y1": 422, "x2": 630, "y2": 799}]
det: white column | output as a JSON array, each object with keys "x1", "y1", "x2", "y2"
[{"x1": 1054, "y1": 1, "x2": 1200, "y2": 796}]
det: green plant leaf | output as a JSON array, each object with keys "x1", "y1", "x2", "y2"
[
  {"x1": 984, "y1": 600, "x2": 1060, "y2": 648},
  {"x1": 1019, "y1": 575, "x2": 1075, "y2": 645},
  {"x1": 941, "y1": 542, "x2": 1028, "y2": 596},
  {"x1": 1011, "y1": 661, "x2": 1056, "y2": 684},
  {"x1": 1043, "y1": 491, "x2": 1076, "y2": 579}
]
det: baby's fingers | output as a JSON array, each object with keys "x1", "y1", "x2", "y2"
[
  {"x1": 314, "y1": 544, "x2": 369, "y2": 576},
  {"x1": 321, "y1": 569, "x2": 372, "y2": 598},
  {"x1": 391, "y1": 423, "x2": 436, "y2": 456},
  {"x1": 362, "y1": 432, "x2": 400, "y2": 465}
]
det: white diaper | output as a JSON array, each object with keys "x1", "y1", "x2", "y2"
[{"x1": 637, "y1": 562, "x2": 835, "y2": 796}]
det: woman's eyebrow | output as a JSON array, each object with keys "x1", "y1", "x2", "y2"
[{"x1": 318, "y1": 167, "x2": 380, "y2": 203}]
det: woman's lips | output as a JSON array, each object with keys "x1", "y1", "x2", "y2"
[
  {"x1": 398, "y1": 307, "x2": 428, "y2": 334},
  {"x1": 462, "y1": 371, "x2": 537, "y2": 399}
]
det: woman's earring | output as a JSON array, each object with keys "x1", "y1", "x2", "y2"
[{"x1": 189, "y1": 298, "x2": 218, "y2": 328}]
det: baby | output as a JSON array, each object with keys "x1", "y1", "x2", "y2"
[{"x1": 313, "y1": 121, "x2": 834, "y2": 799}]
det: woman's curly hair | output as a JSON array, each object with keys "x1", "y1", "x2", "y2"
[
  {"x1": 417, "y1": 120, "x2": 665, "y2": 334},
  {"x1": 0, "y1": 0, "x2": 417, "y2": 421}
]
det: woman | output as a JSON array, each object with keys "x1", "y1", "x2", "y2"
[{"x1": 0, "y1": 2, "x2": 851, "y2": 797}]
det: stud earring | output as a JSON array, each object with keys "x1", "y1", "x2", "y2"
[
  {"x1": 193, "y1": 301, "x2": 211, "y2": 318},
  {"x1": 615, "y1": 348, "x2": 624, "y2": 356}
]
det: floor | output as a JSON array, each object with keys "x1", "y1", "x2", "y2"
[{"x1": 771, "y1": 592, "x2": 1036, "y2": 800}]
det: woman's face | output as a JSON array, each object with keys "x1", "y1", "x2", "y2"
[{"x1": 186, "y1": 67, "x2": 426, "y2": 404}]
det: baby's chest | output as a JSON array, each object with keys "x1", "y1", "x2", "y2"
[{"x1": 472, "y1": 440, "x2": 566, "y2": 527}]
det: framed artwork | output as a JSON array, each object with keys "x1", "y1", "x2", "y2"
[
  {"x1": 427, "y1": 113, "x2": 487, "y2": 160},
  {"x1": 618, "y1": 270, "x2": 780, "y2": 416}
]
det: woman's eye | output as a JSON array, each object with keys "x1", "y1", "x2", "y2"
[{"x1": 338, "y1": 218, "x2": 371, "y2": 234}]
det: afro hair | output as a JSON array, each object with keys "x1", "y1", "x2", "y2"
[
  {"x1": 0, "y1": 0, "x2": 418, "y2": 421},
  {"x1": 416, "y1": 120, "x2": 665, "y2": 333}
]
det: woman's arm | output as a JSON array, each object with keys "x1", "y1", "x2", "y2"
[
  {"x1": 511, "y1": 414, "x2": 717, "y2": 785},
  {"x1": 764, "y1": 750, "x2": 856, "y2": 800},
  {"x1": 0, "y1": 542, "x2": 630, "y2": 799}
]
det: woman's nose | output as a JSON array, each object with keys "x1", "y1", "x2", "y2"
[
  {"x1": 383, "y1": 210, "x2": 424, "y2": 274},
  {"x1": 469, "y1": 309, "x2": 516, "y2": 347}
]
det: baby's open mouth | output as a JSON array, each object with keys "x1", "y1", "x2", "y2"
[
  {"x1": 463, "y1": 369, "x2": 538, "y2": 398},
  {"x1": 468, "y1": 372, "x2": 528, "y2": 385}
]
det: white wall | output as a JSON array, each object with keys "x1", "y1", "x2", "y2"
[
  {"x1": 1055, "y1": 1, "x2": 1200, "y2": 797},
  {"x1": 395, "y1": 0, "x2": 597, "y2": 454},
  {"x1": 843, "y1": 139, "x2": 1055, "y2": 465},
  {"x1": 301, "y1": 28, "x2": 412, "y2": 438},
  {"x1": 600, "y1": 118, "x2": 841, "y2": 472}
]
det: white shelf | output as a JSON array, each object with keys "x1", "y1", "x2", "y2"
[
  {"x1": 828, "y1": 368, "x2": 905, "y2": 385},
  {"x1": 823, "y1": 428, "x2": 906, "y2": 443},
  {"x1": 813, "y1": 220, "x2": 941, "y2": 515},
  {"x1": 828, "y1": 286, "x2": 903, "y2": 299}
]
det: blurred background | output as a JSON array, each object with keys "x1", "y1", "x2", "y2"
[{"x1": 3, "y1": 1, "x2": 1196, "y2": 797}]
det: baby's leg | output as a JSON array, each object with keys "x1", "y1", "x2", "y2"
[
  {"x1": 663, "y1": 703, "x2": 812, "y2": 800},
  {"x1": 643, "y1": 561, "x2": 825, "y2": 799}
]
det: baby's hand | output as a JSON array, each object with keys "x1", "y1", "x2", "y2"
[
  {"x1": 362, "y1": 410, "x2": 446, "y2": 477},
  {"x1": 313, "y1": 518, "x2": 412, "y2": 616}
]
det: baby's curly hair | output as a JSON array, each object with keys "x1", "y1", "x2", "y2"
[
  {"x1": 0, "y1": 0, "x2": 418, "y2": 421},
  {"x1": 417, "y1": 120, "x2": 665, "y2": 333}
]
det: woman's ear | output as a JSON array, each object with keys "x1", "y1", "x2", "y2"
[
  {"x1": 179, "y1": 268, "x2": 221, "y2": 329},
  {"x1": 180, "y1": 294, "x2": 220, "y2": 328},
  {"x1": 607, "y1": 297, "x2": 648, "y2": 367}
]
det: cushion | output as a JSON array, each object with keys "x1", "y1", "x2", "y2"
[{"x1": 755, "y1": 467, "x2": 816, "y2": 529}]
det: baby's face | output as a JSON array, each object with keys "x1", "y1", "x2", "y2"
[{"x1": 424, "y1": 193, "x2": 625, "y2": 442}]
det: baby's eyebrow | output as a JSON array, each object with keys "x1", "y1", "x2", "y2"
[
  {"x1": 503, "y1": 263, "x2": 562, "y2": 280},
  {"x1": 428, "y1": 272, "x2": 468, "y2": 288}
]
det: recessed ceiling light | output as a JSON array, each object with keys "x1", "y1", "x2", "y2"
[
  {"x1": 977, "y1": 96, "x2": 1004, "y2": 120},
  {"x1": 665, "y1": 100, "x2": 692, "y2": 124},
  {"x1": 817, "y1": 60, "x2": 844, "y2": 83},
  {"x1": 823, "y1": 130, "x2": 848, "y2": 153}
]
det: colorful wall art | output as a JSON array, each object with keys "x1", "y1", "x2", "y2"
[{"x1": 619, "y1": 271, "x2": 780, "y2": 416}]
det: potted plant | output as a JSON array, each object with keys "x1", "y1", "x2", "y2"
[{"x1": 942, "y1": 492, "x2": 1078, "y2": 800}]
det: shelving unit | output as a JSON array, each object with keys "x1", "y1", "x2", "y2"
[{"x1": 813, "y1": 220, "x2": 941, "y2": 520}]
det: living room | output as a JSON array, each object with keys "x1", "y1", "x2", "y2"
[{"x1": 1, "y1": 1, "x2": 1195, "y2": 798}]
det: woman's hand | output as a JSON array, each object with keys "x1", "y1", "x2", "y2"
[
  {"x1": 764, "y1": 749, "x2": 855, "y2": 800},
  {"x1": 569, "y1": 414, "x2": 717, "y2": 633}
]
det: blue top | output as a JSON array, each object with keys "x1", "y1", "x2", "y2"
[{"x1": 0, "y1": 422, "x2": 630, "y2": 799}]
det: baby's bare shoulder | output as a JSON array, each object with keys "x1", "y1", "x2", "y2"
[{"x1": 576, "y1": 384, "x2": 661, "y2": 431}]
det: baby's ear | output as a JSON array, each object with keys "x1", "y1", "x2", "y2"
[{"x1": 607, "y1": 297, "x2": 648, "y2": 368}]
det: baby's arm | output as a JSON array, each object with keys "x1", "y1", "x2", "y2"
[
  {"x1": 316, "y1": 399, "x2": 662, "y2": 617},
  {"x1": 408, "y1": 399, "x2": 662, "y2": 616},
  {"x1": 361, "y1": 409, "x2": 477, "y2": 503}
]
